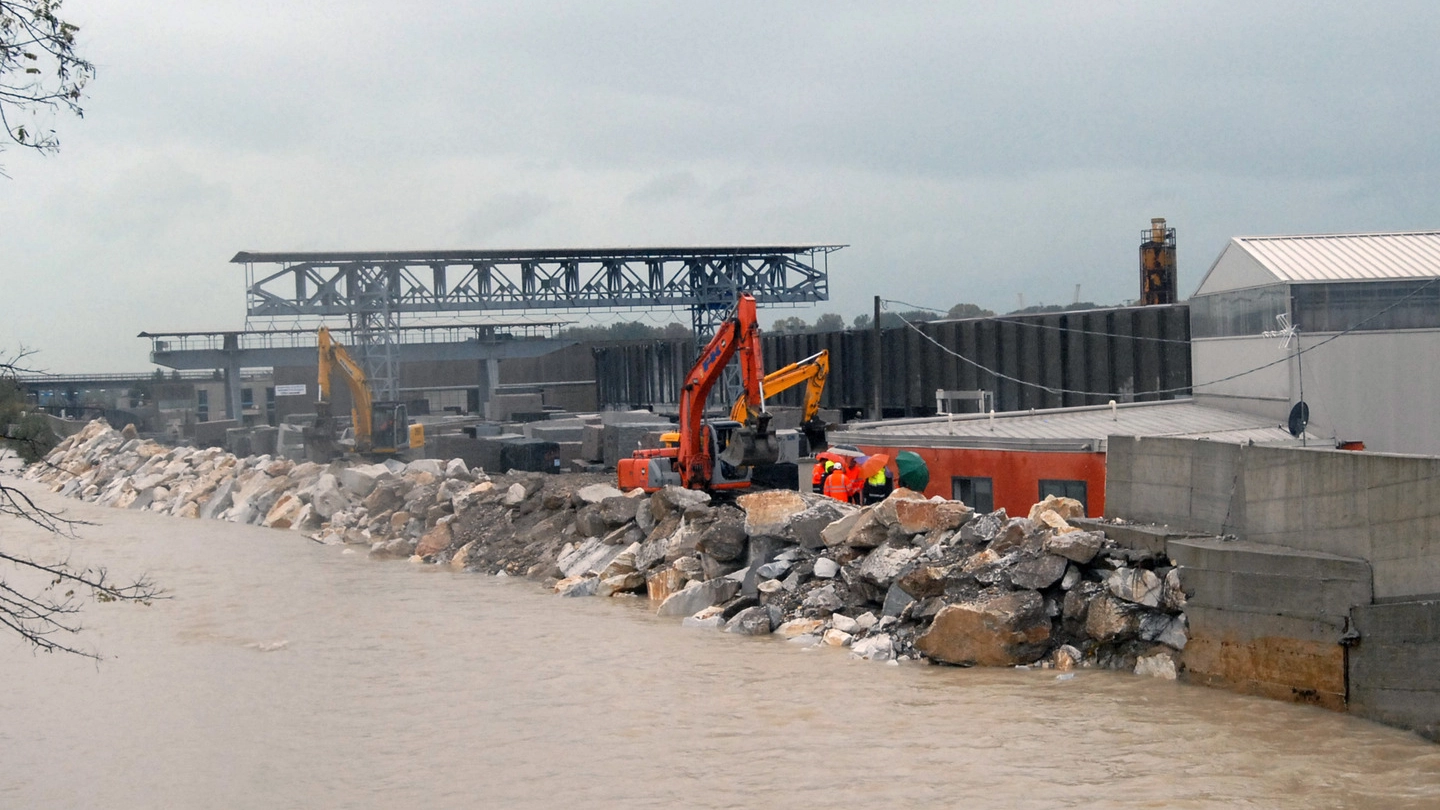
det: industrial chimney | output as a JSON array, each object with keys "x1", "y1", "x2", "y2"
[{"x1": 1139, "y1": 217, "x2": 1177, "y2": 305}]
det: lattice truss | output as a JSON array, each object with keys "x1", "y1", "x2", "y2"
[{"x1": 234, "y1": 246, "x2": 840, "y2": 402}]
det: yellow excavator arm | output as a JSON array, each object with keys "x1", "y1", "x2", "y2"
[
  {"x1": 730, "y1": 349, "x2": 829, "y2": 428},
  {"x1": 317, "y1": 326, "x2": 374, "y2": 445}
]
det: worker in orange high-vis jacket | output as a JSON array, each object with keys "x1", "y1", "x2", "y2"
[
  {"x1": 812, "y1": 459, "x2": 835, "y2": 491},
  {"x1": 822, "y1": 462, "x2": 851, "y2": 502}
]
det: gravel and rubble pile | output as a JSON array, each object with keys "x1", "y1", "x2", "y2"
[{"x1": 26, "y1": 419, "x2": 1188, "y2": 677}]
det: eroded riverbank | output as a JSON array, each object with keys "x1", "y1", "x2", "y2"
[{"x1": 3, "y1": 478, "x2": 1440, "y2": 808}]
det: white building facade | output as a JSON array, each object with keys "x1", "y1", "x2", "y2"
[{"x1": 1190, "y1": 231, "x2": 1440, "y2": 455}]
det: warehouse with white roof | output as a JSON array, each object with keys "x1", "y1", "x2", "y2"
[{"x1": 1189, "y1": 231, "x2": 1440, "y2": 455}]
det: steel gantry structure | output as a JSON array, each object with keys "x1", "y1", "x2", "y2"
[{"x1": 233, "y1": 245, "x2": 841, "y2": 400}]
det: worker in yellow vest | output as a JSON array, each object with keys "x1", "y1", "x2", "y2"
[{"x1": 862, "y1": 465, "x2": 894, "y2": 505}]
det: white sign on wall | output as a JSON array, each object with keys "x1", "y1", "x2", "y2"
[{"x1": 274, "y1": 384, "x2": 308, "y2": 397}]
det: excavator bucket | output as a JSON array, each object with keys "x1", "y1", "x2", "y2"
[{"x1": 718, "y1": 412, "x2": 780, "y2": 468}]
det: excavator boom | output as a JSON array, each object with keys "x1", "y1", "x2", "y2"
[
  {"x1": 618, "y1": 292, "x2": 777, "y2": 492},
  {"x1": 730, "y1": 349, "x2": 829, "y2": 425},
  {"x1": 315, "y1": 327, "x2": 412, "y2": 456},
  {"x1": 730, "y1": 349, "x2": 830, "y2": 453}
]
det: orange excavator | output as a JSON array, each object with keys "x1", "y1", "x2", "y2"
[{"x1": 617, "y1": 293, "x2": 780, "y2": 492}]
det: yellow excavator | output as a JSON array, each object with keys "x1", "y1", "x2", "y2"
[
  {"x1": 733, "y1": 349, "x2": 830, "y2": 453},
  {"x1": 311, "y1": 326, "x2": 422, "y2": 459},
  {"x1": 653, "y1": 349, "x2": 831, "y2": 456}
]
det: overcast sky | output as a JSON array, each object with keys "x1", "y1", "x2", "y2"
[{"x1": 3, "y1": 1, "x2": 1439, "y2": 372}]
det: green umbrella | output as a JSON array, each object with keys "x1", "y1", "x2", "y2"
[{"x1": 895, "y1": 451, "x2": 929, "y2": 492}]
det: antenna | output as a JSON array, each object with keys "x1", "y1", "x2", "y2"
[
  {"x1": 1262, "y1": 313, "x2": 1298, "y2": 349},
  {"x1": 1073, "y1": 284, "x2": 1081, "y2": 305},
  {"x1": 1264, "y1": 313, "x2": 1308, "y2": 446}
]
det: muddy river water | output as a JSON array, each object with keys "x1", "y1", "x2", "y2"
[{"x1": 2, "y1": 480, "x2": 1438, "y2": 808}]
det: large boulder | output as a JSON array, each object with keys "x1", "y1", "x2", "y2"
[
  {"x1": 820, "y1": 509, "x2": 865, "y2": 547},
  {"x1": 1108, "y1": 568, "x2": 1163, "y2": 607},
  {"x1": 1044, "y1": 530, "x2": 1103, "y2": 564},
  {"x1": 310, "y1": 473, "x2": 349, "y2": 520},
  {"x1": 736, "y1": 489, "x2": 808, "y2": 537},
  {"x1": 1027, "y1": 494, "x2": 1085, "y2": 523},
  {"x1": 577, "y1": 483, "x2": 624, "y2": 504},
  {"x1": 694, "y1": 513, "x2": 749, "y2": 562},
  {"x1": 837, "y1": 509, "x2": 890, "y2": 549},
  {"x1": 651, "y1": 486, "x2": 711, "y2": 520},
  {"x1": 1084, "y1": 593, "x2": 1143, "y2": 642},
  {"x1": 599, "y1": 495, "x2": 640, "y2": 526},
  {"x1": 339, "y1": 463, "x2": 391, "y2": 498},
  {"x1": 724, "y1": 605, "x2": 777, "y2": 635},
  {"x1": 557, "y1": 537, "x2": 629, "y2": 579},
  {"x1": 780, "y1": 496, "x2": 857, "y2": 549},
  {"x1": 656, "y1": 578, "x2": 741, "y2": 618},
  {"x1": 915, "y1": 591, "x2": 1052, "y2": 666},
  {"x1": 888, "y1": 498, "x2": 974, "y2": 535},
  {"x1": 857, "y1": 544, "x2": 921, "y2": 588},
  {"x1": 1008, "y1": 553, "x2": 1069, "y2": 590}
]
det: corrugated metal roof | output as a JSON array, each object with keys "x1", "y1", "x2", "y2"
[
  {"x1": 1234, "y1": 231, "x2": 1440, "y2": 283},
  {"x1": 840, "y1": 399, "x2": 1310, "y2": 452}
]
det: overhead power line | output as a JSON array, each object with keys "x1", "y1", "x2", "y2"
[{"x1": 887, "y1": 277, "x2": 1440, "y2": 400}]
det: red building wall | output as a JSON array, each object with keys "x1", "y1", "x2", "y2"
[{"x1": 854, "y1": 444, "x2": 1108, "y2": 518}]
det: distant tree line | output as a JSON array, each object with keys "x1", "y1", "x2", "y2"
[
  {"x1": 554, "y1": 299, "x2": 1112, "y2": 341},
  {"x1": 558, "y1": 321, "x2": 693, "y2": 341},
  {"x1": 771, "y1": 300, "x2": 1108, "y2": 334}
]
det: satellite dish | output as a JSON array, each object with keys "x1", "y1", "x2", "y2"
[{"x1": 1287, "y1": 401, "x2": 1310, "y2": 438}]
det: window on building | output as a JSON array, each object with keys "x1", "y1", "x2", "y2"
[
  {"x1": 265, "y1": 387, "x2": 277, "y2": 425},
  {"x1": 196, "y1": 389, "x2": 209, "y2": 423},
  {"x1": 1189, "y1": 284, "x2": 1289, "y2": 338},
  {"x1": 952, "y1": 476, "x2": 994, "y2": 513},
  {"x1": 241, "y1": 388, "x2": 255, "y2": 411},
  {"x1": 1038, "y1": 479, "x2": 1088, "y2": 512},
  {"x1": 1292, "y1": 280, "x2": 1440, "y2": 333}
]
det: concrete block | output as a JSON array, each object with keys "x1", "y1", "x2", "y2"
[
  {"x1": 1071, "y1": 519, "x2": 1205, "y2": 557},
  {"x1": 486, "y1": 393, "x2": 543, "y2": 421},
  {"x1": 601, "y1": 409, "x2": 664, "y2": 425},
  {"x1": 556, "y1": 441, "x2": 584, "y2": 465},
  {"x1": 428, "y1": 434, "x2": 487, "y2": 471},
  {"x1": 500, "y1": 439, "x2": 560, "y2": 474},
  {"x1": 1181, "y1": 605, "x2": 1347, "y2": 710},
  {"x1": 581, "y1": 424, "x2": 604, "y2": 462},
  {"x1": 602, "y1": 421, "x2": 674, "y2": 469},
  {"x1": 250, "y1": 426, "x2": 278, "y2": 457},
  {"x1": 1170, "y1": 538, "x2": 1372, "y2": 621},
  {"x1": 475, "y1": 433, "x2": 525, "y2": 473},
  {"x1": 527, "y1": 423, "x2": 586, "y2": 443},
  {"x1": 275, "y1": 424, "x2": 306, "y2": 460},
  {"x1": 1349, "y1": 600, "x2": 1440, "y2": 741},
  {"x1": 194, "y1": 419, "x2": 240, "y2": 449}
]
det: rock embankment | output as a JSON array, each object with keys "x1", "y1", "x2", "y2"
[{"x1": 26, "y1": 420, "x2": 1188, "y2": 676}]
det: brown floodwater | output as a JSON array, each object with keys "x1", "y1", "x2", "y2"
[{"x1": 2, "y1": 479, "x2": 1438, "y2": 809}]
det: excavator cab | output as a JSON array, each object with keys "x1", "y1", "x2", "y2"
[{"x1": 369, "y1": 402, "x2": 411, "y2": 455}]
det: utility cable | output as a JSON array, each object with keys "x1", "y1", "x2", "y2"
[
  {"x1": 880, "y1": 298, "x2": 1192, "y2": 345},
  {"x1": 887, "y1": 276, "x2": 1440, "y2": 400}
]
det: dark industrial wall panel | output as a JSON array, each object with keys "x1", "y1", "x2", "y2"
[{"x1": 591, "y1": 304, "x2": 1191, "y2": 416}]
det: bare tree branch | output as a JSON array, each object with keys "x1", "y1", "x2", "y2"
[{"x1": 1, "y1": 346, "x2": 166, "y2": 658}]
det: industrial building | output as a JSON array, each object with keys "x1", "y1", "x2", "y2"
[
  {"x1": 1190, "y1": 230, "x2": 1440, "y2": 455},
  {"x1": 840, "y1": 399, "x2": 1309, "y2": 517}
]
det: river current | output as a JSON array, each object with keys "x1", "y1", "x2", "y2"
[{"x1": 2, "y1": 479, "x2": 1438, "y2": 808}]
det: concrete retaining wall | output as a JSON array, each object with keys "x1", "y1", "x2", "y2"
[
  {"x1": 1349, "y1": 600, "x2": 1440, "y2": 742},
  {"x1": 1106, "y1": 436, "x2": 1440, "y2": 740},
  {"x1": 1106, "y1": 437, "x2": 1440, "y2": 601}
]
